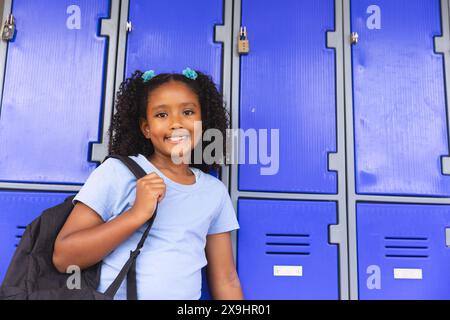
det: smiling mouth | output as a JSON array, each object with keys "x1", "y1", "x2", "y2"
[{"x1": 165, "y1": 135, "x2": 190, "y2": 143}]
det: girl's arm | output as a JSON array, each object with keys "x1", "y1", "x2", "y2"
[
  {"x1": 53, "y1": 172, "x2": 165, "y2": 273},
  {"x1": 205, "y1": 232, "x2": 244, "y2": 300},
  {"x1": 52, "y1": 202, "x2": 149, "y2": 273}
]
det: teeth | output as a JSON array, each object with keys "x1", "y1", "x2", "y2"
[{"x1": 167, "y1": 136, "x2": 187, "y2": 141}]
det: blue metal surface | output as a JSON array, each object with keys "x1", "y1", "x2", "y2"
[
  {"x1": 0, "y1": 0, "x2": 110, "y2": 184},
  {"x1": 0, "y1": 191, "x2": 74, "y2": 282},
  {"x1": 237, "y1": 199, "x2": 338, "y2": 299},
  {"x1": 125, "y1": 0, "x2": 223, "y2": 88},
  {"x1": 357, "y1": 202, "x2": 450, "y2": 299},
  {"x1": 351, "y1": 0, "x2": 450, "y2": 196},
  {"x1": 238, "y1": 0, "x2": 337, "y2": 194}
]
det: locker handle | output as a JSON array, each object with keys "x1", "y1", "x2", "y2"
[{"x1": 446, "y1": 228, "x2": 450, "y2": 247}]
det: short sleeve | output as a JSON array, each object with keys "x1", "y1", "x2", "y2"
[
  {"x1": 208, "y1": 186, "x2": 240, "y2": 235},
  {"x1": 72, "y1": 159, "x2": 120, "y2": 222}
]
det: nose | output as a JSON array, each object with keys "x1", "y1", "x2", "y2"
[{"x1": 169, "y1": 113, "x2": 183, "y2": 130}]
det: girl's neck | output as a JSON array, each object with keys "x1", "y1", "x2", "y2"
[{"x1": 148, "y1": 152, "x2": 193, "y2": 177}]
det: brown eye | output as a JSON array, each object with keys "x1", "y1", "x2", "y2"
[{"x1": 156, "y1": 112, "x2": 167, "y2": 118}]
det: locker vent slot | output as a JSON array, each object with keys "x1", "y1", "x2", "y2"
[
  {"x1": 384, "y1": 236, "x2": 429, "y2": 259},
  {"x1": 15, "y1": 225, "x2": 27, "y2": 247},
  {"x1": 265, "y1": 233, "x2": 310, "y2": 255},
  {"x1": 385, "y1": 255, "x2": 428, "y2": 258},
  {"x1": 266, "y1": 252, "x2": 310, "y2": 256},
  {"x1": 266, "y1": 243, "x2": 310, "y2": 246},
  {"x1": 385, "y1": 246, "x2": 428, "y2": 249},
  {"x1": 266, "y1": 233, "x2": 309, "y2": 237},
  {"x1": 385, "y1": 237, "x2": 427, "y2": 241}
]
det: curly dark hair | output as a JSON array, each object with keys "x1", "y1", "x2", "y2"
[{"x1": 107, "y1": 70, "x2": 230, "y2": 174}]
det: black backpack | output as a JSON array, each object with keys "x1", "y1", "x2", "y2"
[{"x1": 0, "y1": 155, "x2": 156, "y2": 300}]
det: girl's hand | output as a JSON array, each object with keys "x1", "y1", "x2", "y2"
[{"x1": 132, "y1": 172, "x2": 166, "y2": 221}]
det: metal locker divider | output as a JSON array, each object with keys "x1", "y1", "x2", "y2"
[
  {"x1": 0, "y1": 0, "x2": 111, "y2": 185},
  {"x1": 237, "y1": 199, "x2": 339, "y2": 299},
  {"x1": 356, "y1": 202, "x2": 450, "y2": 299},
  {"x1": 0, "y1": 191, "x2": 74, "y2": 282}
]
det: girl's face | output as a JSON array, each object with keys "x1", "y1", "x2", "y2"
[{"x1": 140, "y1": 81, "x2": 203, "y2": 162}]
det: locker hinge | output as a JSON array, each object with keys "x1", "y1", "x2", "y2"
[{"x1": 1, "y1": 14, "x2": 15, "y2": 41}]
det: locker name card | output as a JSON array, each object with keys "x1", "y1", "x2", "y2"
[
  {"x1": 273, "y1": 265, "x2": 303, "y2": 277},
  {"x1": 393, "y1": 268, "x2": 423, "y2": 280}
]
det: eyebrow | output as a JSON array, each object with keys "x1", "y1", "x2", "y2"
[{"x1": 152, "y1": 102, "x2": 198, "y2": 111}]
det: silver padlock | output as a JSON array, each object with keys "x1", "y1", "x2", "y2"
[
  {"x1": 2, "y1": 14, "x2": 15, "y2": 41},
  {"x1": 238, "y1": 26, "x2": 249, "y2": 54}
]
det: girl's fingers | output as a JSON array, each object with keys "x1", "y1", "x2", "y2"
[
  {"x1": 143, "y1": 172, "x2": 163, "y2": 179},
  {"x1": 148, "y1": 185, "x2": 166, "y2": 201},
  {"x1": 136, "y1": 173, "x2": 167, "y2": 202},
  {"x1": 139, "y1": 175, "x2": 164, "y2": 184},
  {"x1": 142, "y1": 182, "x2": 166, "y2": 188}
]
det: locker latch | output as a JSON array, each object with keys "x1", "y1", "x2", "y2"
[
  {"x1": 238, "y1": 26, "x2": 250, "y2": 55},
  {"x1": 1, "y1": 14, "x2": 15, "y2": 41},
  {"x1": 351, "y1": 32, "x2": 359, "y2": 45},
  {"x1": 126, "y1": 21, "x2": 133, "y2": 33}
]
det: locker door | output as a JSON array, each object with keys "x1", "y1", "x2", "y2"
[
  {"x1": 237, "y1": 199, "x2": 339, "y2": 299},
  {"x1": 357, "y1": 203, "x2": 450, "y2": 299},
  {"x1": 0, "y1": 0, "x2": 110, "y2": 184},
  {"x1": 351, "y1": 0, "x2": 450, "y2": 196},
  {"x1": 239, "y1": 0, "x2": 337, "y2": 193},
  {"x1": 125, "y1": 0, "x2": 223, "y2": 86},
  {"x1": 123, "y1": 0, "x2": 225, "y2": 299},
  {"x1": 0, "y1": 191, "x2": 74, "y2": 282}
]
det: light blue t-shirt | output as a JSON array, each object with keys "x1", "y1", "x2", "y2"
[{"x1": 72, "y1": 153, "x2": 240, "y2": 300}]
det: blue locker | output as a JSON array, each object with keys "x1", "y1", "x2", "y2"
[
  {"x1": 125, "y1": 0, "x2": 223, "y2": 86},
  {"x1": 351, "y1": 0, "x2": 450, "y2": 196},
  {"x1": 0, "y1": 0, "x2": 110, "y2": 184},
  {"x1": 0, "y1": 191, "x2": 74, "y2": 282},
  {"x1": 239, "y1": 0, "x2": 337, "y2": 194},
  {"x1": 357, "y1": 203, "x2": 450, "y2": 299},
  {"x1": 237, "y1": 199, "x2": 339, "y2": 299},
  {"x1": 125, "y1": 1, "x2": 225, "y2": 298}
]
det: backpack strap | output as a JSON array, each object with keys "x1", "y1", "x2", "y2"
[
  {"x1": 104, "y1": 154, "x2": 147, "y2": 179},
  {"x1": 100, "y1": 155, "x2": 157, "y2": 300}
]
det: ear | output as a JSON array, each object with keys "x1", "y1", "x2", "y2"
[{"x1": 139, "y1": 117, "x2": 150, "y2": 138}]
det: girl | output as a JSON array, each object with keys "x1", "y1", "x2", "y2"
[{"x1": 52, "y1": 68, "x2": 243, "y2": 300}]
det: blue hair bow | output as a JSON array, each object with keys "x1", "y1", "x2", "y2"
[
  {"x1": 142, "y1": 70, "x2": 155, "y2": 83},
  {"x1": 141, "y1": 68, "x2": 198, "y2": 82},
  {"x1": 182, "y1": 67, "x2": 198, "y2": 80}
]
